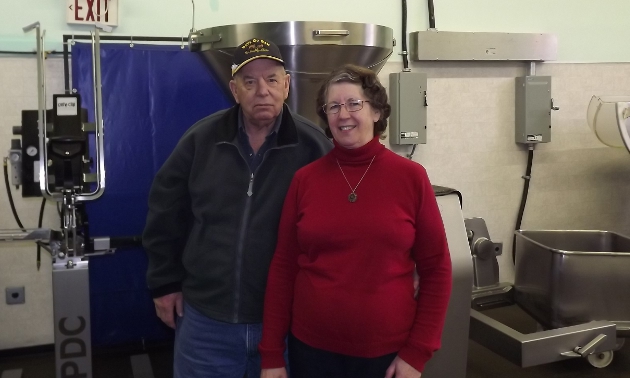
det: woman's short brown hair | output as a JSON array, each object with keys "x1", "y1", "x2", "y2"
[{"x1": 316, "y1": 64, "x2": 391, "y2": 139}]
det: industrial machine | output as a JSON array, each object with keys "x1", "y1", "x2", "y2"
[
  {"x1": 467, "y1": 218, "x2": 628, "y2": 369},
  {"x1": 1, "y1": 23, "x2": 110, "y2": 378},
  {"x1": 188, "y1": 21, "x2": 394, "y2": 126},
  {"x1": 424, "y1": 188, "x2": 473, "y2": 378}
]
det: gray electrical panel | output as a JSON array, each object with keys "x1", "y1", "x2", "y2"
[
  {"x1": 389, "y1": 72, "x2": 427, "y2": 145},
  {"x1": 515, "y1": 76, "x2": 552, "y2": 144}
]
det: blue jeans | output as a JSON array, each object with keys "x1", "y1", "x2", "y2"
[{"x1": 174, "y1": 301, "x2": 263, "y2": 378}]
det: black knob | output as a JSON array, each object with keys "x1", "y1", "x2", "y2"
[
  {"x1": 473, "y1": 237, "x2": 496, "y2": 260},
  {"x1": 12, "y1": 126, "x2": 22, "y2": 135}
]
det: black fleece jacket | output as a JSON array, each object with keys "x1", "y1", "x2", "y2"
[{"x1": 143, "y1": 104, "x2": 332, "y2": 323}]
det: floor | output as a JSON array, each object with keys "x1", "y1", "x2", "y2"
[
  {"x1": 1, "y1": 307, "x2": 628, "y2": 378},
  {"x1": 0, "y1": 343, "x2": 174, "y2": 378}
]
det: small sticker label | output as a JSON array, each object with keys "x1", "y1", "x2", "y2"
[
  {"x1": 527, "y1": 134, "x2": 543, "y2": 142},
  {"x1": 56, "y1": 97, "x2": 78, "y2": 116},
  {"x1": 401, "y1": 131, "x2": 419, "y2": 139},
  {"x1": 34, "y1": 161, "x2": 40, "y2": 182}
]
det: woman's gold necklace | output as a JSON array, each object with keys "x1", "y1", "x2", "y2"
[{"x1": 335, "y1": 156, "x2": 376, "y2": 203}]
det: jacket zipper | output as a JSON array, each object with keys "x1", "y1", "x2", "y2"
[
  {"x1": 247, "y1": 174, "x2": 254, "y2": 196},
  {"x1": 225, "y1": 142, "x2": 296, "y2": 322}
]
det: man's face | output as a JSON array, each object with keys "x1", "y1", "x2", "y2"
[{"x1": 229, "y1": 59, "x2": 290, "y2": 126}]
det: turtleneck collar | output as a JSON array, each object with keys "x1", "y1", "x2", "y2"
[{"x1": 331, "y1": 136, "x2": 385, "y2": 165}]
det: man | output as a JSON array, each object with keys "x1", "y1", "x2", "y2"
[{"x1": 143, "y1": 37, "x2": 332, "y2": 378}]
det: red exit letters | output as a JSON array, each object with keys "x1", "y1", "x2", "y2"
[{"x1": 74, "y1": 0, "x2": 110, "y2": 22}]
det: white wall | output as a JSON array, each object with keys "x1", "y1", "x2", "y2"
[
  {"x1": 1, "y1": 0, "x2": 630, "y2": 62},
  {"x1": 380, "y1": 60, "x2": 630, "y2": 283},
  {"x1": 1, "y1": 0, "x2": 630, "y2": 351},
  {"x1": 0, "y1": 56, "x2": 63, "y2": 349}
]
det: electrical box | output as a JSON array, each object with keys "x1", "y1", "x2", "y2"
[
  {"x1": 409, "y1": 31, "x2": 557, "y2": 61},
  {"x1": 389, "y1": 72, "x2": 427, "y2": 145},
  {"x1": 515, "y1": 76, "x2": 552, "y2": 144}
]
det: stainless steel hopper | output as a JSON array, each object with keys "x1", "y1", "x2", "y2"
[{"x1": 189, "y1": 21, "x2": 394, "y2": 126}]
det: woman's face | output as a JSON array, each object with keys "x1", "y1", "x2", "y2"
[{"x1": 325, "y1": 82, "x2": 380, "y2": 149}]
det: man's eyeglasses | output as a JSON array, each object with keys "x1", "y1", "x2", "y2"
[{"x1": 322, "y1": 100, "x2": 370, "y2": 115}]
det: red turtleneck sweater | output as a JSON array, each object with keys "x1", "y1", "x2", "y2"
[{"x1": 259, "y1": 137, "x2": 452, "y2": 372}]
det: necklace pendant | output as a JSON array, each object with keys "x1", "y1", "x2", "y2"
[{"x1": 348, "y1": 192, "x2": 357, "y2": 203}]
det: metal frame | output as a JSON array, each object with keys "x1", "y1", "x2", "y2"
[
  {"x1": 27, "y1": 26, "x2": 106, "y2": 203},
  {"x1": 470, "y1": 308, "x2": 617, "y2": 367},
  {"x1": 62, "y1": 34, "x2": 187, "y2": 95}
]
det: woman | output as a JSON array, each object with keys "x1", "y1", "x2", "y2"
[{"x1": 259, "y1": 64, "x2": 452, "y2": 378}]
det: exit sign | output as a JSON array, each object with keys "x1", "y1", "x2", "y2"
[{"x1": 67, "y1": 0, "x2": 118, "y2": 27}]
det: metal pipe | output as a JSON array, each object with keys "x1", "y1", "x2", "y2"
[
  {"x1": 63, "y1": 35, "x2": 71, "y2": 94},
  {"x1": 63, "y1": 35, "x2": 188, "y2": 42},
  {"x1": 428, "y1": 0, "x2": 436, "y2": 29},
  {"x1": 0, "y1": 228, "x2": 51, "y2": 242},
  {"x1": 75, "y1": 29, "x2": 106, "y2": 201},
  {"x1": 190, "y1": 0, "x2": 196, "y2": 32},
  {"x1": 23, "y1": 22, "x2": 56, "y2": 200},
  {"x1": 401, "y1": 0, "x2": 409, "y2": 70}
]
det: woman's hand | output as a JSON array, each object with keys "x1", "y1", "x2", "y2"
[
  {"x1": 385, "y1": 356, "x2": 421, "y2": 378},
  {"x1": 261, "y1": 367, "x2": 288, "y2": 378}
]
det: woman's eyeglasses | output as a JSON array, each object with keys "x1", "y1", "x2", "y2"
[{"x1": 322, "y1": 100, "x2": 370, "y2": 114}]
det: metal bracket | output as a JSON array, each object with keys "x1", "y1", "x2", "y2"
[{"x1": 561, "y1": 333, "x2": 608, "y2": 357}]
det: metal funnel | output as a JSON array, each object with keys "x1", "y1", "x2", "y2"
[{"x1": 189, "y1": 21, "x2": 394, "y2": 126}]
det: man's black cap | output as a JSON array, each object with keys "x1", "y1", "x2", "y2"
[{"x1": 231, "y1": 38, "x2": 284, "y2": 76}]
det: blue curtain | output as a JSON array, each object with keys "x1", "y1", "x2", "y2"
[{"x1": 72, "y1": 42, "x2": 232, "y2": 346}]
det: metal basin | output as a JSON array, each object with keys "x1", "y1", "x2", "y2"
[
  {"x1": 514, "y1": 230, "x2": 630, "y2": 333},
  {"x1": 189, "y1": 21, "x2": 394, "y2": 126}
]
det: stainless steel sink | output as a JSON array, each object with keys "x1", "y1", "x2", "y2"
[{"x1": 514, "y1": 230, "x2": 630, "y2": 334}]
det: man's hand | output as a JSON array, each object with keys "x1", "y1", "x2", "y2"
[
  {"x1": 153, "y1": 292, "x2": 183, "y2": 329},
  {"x1": 385, "y1": 356, "x2": 421, "y2": 378},
  {"x1": 260, "y1": 367, "x2": 287, "y2": 378}
]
